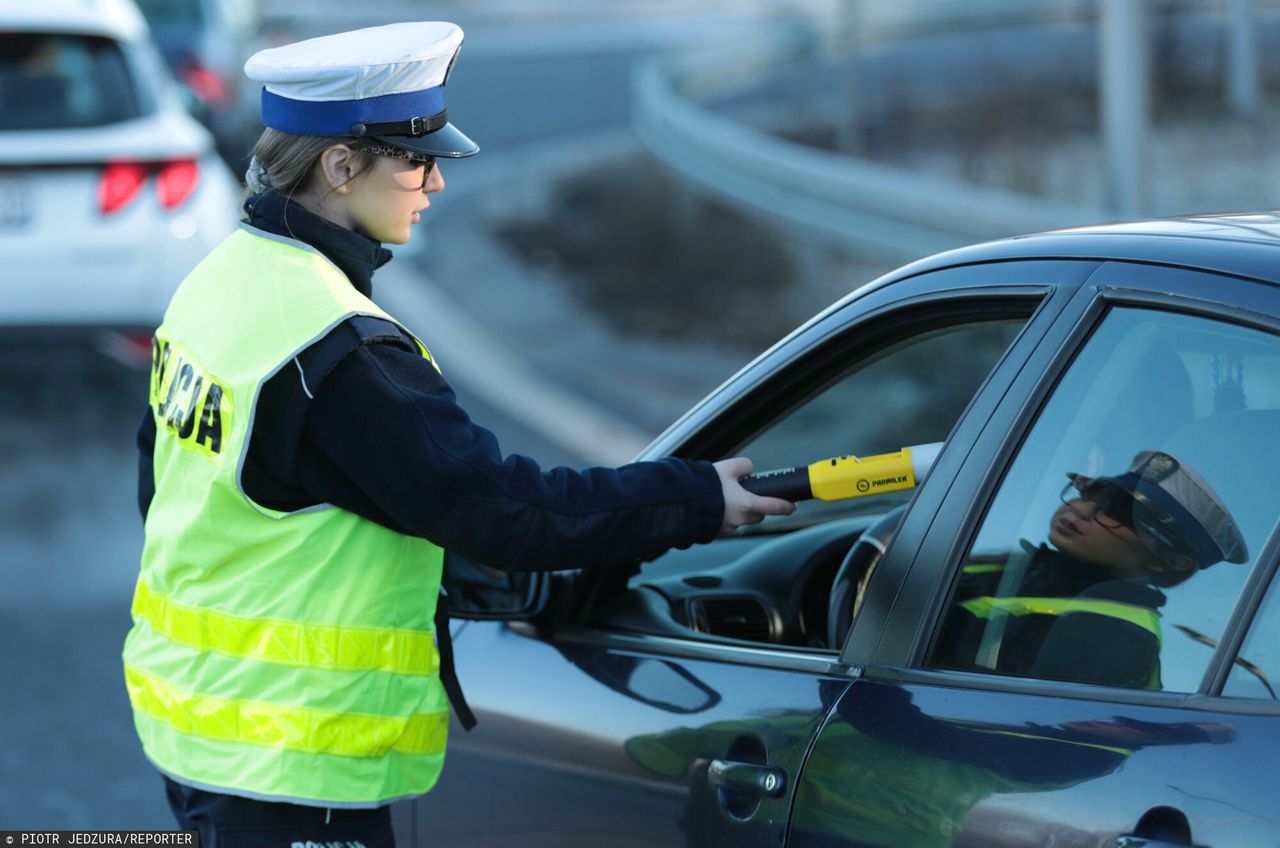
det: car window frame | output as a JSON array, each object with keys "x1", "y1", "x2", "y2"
[
  {"x1": 121, "y1": 38, "x2": 167, "y2": 117},
  {"x1": 872, "y1": 261, "x2": 1280, "y2": 714},
  {"x1": 553, "y1": 260, "x2": 1101, "y2": 675},
  {"x1": 1213, "y1": 531, "x2": 1280, "y2": 707}
]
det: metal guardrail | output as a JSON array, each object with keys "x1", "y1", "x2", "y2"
[{"x1": 632, "y1": 34, "x2": 1108, "y2": 264}]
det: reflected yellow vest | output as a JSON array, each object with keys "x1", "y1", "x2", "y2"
[{"x1": 122, "y1": 225, "x2": 447, "y2": 807}]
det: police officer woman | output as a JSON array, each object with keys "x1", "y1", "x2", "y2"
[{"x1": 123, "y1": 22, "x2": 793, "y2": 845}]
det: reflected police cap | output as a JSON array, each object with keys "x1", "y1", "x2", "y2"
[{"x1": 1102, "y1": 450, "x2": 1248, "y2": 569}]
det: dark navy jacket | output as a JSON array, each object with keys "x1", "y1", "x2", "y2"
[
  {"x1": 137, "y1": 191, "x2": 724, "y2": 572},
  {"x1": 934, "y1": 544, "x2": 1168, "y2": 689}
]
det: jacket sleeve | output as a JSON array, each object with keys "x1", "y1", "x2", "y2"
[{"x1": 298, "y1": 342, "x2": 725, "y2": 572}]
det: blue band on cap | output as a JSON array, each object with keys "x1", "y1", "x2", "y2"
[
  {"x1": 260, "y1": 86, "x2": 446, "y2": 136},
  {"x1": 1131, "y1": 478, "x2": 1223, "y2": 566}
]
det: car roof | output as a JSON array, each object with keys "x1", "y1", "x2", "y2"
[
  {"x1": 888, "y1": 211, "x2": 1280, "y2": 290},
  {"x1": 4, "y1": 0, "x2": 147, "y2": 42},
  {"x1": 784, "y1": 211, "x2": 1280, "y2": 342}
]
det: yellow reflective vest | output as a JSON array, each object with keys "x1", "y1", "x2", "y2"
[{"x1": 122, "y1": 225, "x2": 448, "y2": 807}]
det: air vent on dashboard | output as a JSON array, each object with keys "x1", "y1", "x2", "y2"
[
  {"x1": 683, "y1": 575, "x2": 722, "y2": 588},
  {"x1": 692, "y1": 597, "x2": 772, "y2": 642}
]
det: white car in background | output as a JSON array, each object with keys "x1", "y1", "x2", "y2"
[{"x1": 0, "y1": 0, "x2": 239, "y2": 346}]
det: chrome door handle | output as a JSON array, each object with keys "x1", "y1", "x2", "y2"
[{"x1": 707, "y1": 758, "x2": 787, "y2": 798}]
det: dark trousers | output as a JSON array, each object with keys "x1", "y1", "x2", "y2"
[{"x1": 164, "y1": 776, "x2": 396, "y2": 848}]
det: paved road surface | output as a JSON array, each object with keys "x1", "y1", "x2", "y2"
[{"x1": 0, "y1": 347, "x2": 170, "y2": 826}]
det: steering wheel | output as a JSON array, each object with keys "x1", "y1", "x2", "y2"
[{"x1": 827, "y1": 505, "x2": 908, "y2": 650}]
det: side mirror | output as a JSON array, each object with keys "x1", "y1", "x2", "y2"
[{"x1": 441, "y1": 553, "x2": 548, "y2": 620}]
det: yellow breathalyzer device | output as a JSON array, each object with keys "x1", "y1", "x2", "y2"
[{"x1": 740, "y1": 442, "x2": 943, "y2": 502}]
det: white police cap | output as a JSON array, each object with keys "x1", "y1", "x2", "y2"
[{"x1": 244, "y1": 22, "x2": 478, "y2": 158}]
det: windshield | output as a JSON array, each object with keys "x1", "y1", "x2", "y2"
[{"x1": 0, "y1": 33, "x2": 141, "y2": 130}]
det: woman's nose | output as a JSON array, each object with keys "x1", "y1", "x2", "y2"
[
  {"x1": 1066, "y1": 497, "x2": 1097, "y2": 518},
  {"x1": 424, "y1": 163, "x2": 444, "y2": 193}
]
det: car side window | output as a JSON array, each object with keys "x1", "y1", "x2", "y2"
[
  {"x1": 622, "y1": 313, "x2": 1028, "y2": 649},
  {"x1": 930, "y1": 307, "x2": 1280, "y2": 693},
  {"x1": 731, "y1": 319, "x2": 1025, "y2": 524}
]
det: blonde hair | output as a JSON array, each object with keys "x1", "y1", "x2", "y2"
[{"x1": 240, "y1": 127, "x2": 380, "y2": 209}]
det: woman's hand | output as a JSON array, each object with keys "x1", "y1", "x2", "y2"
[{"x1": 714, "y1": 457, "x2": 796, "y2": 534}]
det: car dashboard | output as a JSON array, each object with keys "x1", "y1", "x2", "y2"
[{"x1": 596, "y1": 515, "x2": 882, "y2": 652}]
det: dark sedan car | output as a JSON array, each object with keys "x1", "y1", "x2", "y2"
[{"x1": 410, "y1": 215, "x2": 1280, "y2": 847}]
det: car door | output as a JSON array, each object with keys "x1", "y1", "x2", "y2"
[
  {"x1": 403, "y1": 260, "x2": 1099, "y2": 847},
  {"x1": 789, "y1": 264, "x2": 1280, "y2": 847}
]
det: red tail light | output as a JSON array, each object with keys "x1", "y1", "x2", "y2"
[
  {"x1": 98, "y1": 159, "x2": 200, "y2": 214},
  {"x1": 99, "y1": 161, "x2": 148, "y2": 214},
  {"x1": 157, "y1": 159, "x2": 200, "y2": 209},
  {"x1": 183, "y1": 64, "x2": 230, "y2": 106}
]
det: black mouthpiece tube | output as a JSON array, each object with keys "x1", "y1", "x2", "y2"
[{"x1": 739, "y1": 466, "x2": 812, "y2": 502}]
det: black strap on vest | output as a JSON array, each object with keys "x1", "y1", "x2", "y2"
[{"x1": 434, "y1": 600, "x2": 477, "y2": 731}]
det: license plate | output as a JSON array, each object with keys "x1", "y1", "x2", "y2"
[{"x1": 0, "y1": 176, "x2": 33, "y2": 229}]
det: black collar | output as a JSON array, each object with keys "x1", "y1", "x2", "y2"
[
  {"x1": 1032, "y1": 544, "x2": 1169, "y2": 608},
  {"x1": 243, "y1": 191, "x2": 393, "y2": 298}
]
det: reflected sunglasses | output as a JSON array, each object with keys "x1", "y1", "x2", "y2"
[{"x1": 1060, "y1": 475, "x2": 1134, "y2": 531}]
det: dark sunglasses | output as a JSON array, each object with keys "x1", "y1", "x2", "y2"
[
  {"x1": 1060, "y1": 476, "x2": 1134, "y2": 530},
  {"x1": 364, "y1": 144, "x2": 436, "y2": 187}
]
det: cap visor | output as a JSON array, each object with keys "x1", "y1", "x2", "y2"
[{"x1": 373, "y1": 122, "x2": 478, "y2": 158}]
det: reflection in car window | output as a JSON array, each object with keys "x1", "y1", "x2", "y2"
[
  {"x1": 735, "y1": 320, "x2": 1025, "y2": 523},
  {"x1": 930, "y1": 308, "x2": 1280, "y2": 693},
  {"x1": 0, "y1": 34, "x2": 141, "y2": 130}
]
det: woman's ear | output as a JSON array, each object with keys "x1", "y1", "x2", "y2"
[{"x1": 318, "y1": 144, "x2": 355, "y2": 193}]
